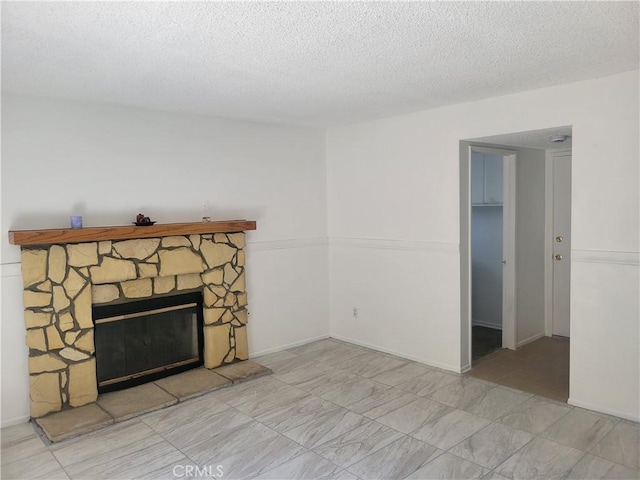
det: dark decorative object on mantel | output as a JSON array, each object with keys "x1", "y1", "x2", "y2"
[{"x1": 134, "y1": 213, "x2": 156, "y2": 226}]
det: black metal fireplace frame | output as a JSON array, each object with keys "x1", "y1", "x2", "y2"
[{"x1": 92, "y1": 291, "x2": 205, "y2": 394}]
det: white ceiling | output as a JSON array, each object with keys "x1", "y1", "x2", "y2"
[{"x1": 2, "y1": 2, "x2": 638, "y2": 127}]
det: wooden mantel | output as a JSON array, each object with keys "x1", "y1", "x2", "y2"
[{"x1": 9, "y1": 220, "x2": 257, "y2": 246}]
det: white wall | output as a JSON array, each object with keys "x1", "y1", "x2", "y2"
[
  {"x1": 327, "y1": 70, "x2": 639, "y2": 420},
  {"x1": 514, "y1": 147, "x2": 546, "y2": 346},
  {"x1": 0, "y1": 95, "x2": 329, "y2": 426}
]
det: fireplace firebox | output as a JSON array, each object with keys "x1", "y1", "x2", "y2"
[{"x1": 93, "y1": 292, "x2": 204, "y2": 393}]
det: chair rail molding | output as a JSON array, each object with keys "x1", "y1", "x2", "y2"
[
  {"x1": 571, "y1": 249, "x2": 639, "y2": 266},
  {"x1": 329, "y1": 237, "x2": 459, "y2": 254}
]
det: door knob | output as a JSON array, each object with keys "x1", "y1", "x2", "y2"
[
  {"x1": 556, "y1": 236, "x2": 564, "y2": 243},
  {"x1": 555, "y1": 254, "x2": 563, "y2": 261}
]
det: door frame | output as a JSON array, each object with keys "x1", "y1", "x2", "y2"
[
  {"x1": 466, "y1": 145, "x2": 517, "y2": 355},
  {"x1": 544, "y1": 149, "x2": 572, "y2": 336}
]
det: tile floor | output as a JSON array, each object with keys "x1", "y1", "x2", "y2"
[
  {"x1": 469, "y1": 336, "x2": 570, "y2": 402},
  {"x1": 2, "y1": 339, "x2": 638, "y2": 480}
]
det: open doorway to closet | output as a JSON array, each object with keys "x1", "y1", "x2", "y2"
[
  {"x1": 460, "y1": 126, "x2": 572, "y2": 403},
  {"x1": 470, "y1": 147, "x2": 516, "y2": 361}
]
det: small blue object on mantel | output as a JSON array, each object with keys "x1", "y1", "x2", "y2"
[
  {"x1": 134, "y1": 213, "x2": 155, "y2": 226},
  {"x1": 70, "y1": 216, "x2": 82, "y2": 229}
]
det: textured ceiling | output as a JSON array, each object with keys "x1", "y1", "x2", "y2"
[{"x1": 2, "y1": 2, "x2": 638, "y2": 127}]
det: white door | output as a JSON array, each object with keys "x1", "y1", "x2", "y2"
[{"x1": 552, "y1": 153, "x2": 571, "y2": 337}]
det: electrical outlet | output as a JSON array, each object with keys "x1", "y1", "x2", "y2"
[
  {"x1": 352, "y1": 307, "x2": 358, "y2": 318},
  {"x1": 202, "y1": 202, "x2": 211, "y2": 221}
]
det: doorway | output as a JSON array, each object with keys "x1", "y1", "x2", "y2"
[
  {"x1": 460, "y1": 127, "x2": 572, "y2": 402},
  {"x1": 469, "y1": 147, "x2": 516, "y2": 361}
]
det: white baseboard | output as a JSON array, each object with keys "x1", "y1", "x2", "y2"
[
  {"x1": 253, "y1": 333, "x2": 466, "y2": 374},
  {"x1": 472, "y1": 320, "x2": 502, "y2": 330},
  {"x1": 1, "y1": 415, "x2": 30, "y2": 428},
  {"x1": 329, "y1": 334, "x2": 462, "y2": 374},
  {"x1": 516, "y1": 332, "x2": 546, "y2": 348},
  {"x1": 251, "y1": 334, "x2": 330, "y2": 358},
  {"x1": 568, "y1": 398, "x2": 639, "y2": 423}
]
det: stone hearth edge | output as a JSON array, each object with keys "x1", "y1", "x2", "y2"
[{"x1": 35, "y1": 360, "x2": 271, "y2": 443}]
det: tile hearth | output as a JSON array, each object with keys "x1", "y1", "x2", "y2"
[
  {"x1": 2, "y1": 339, "x2": 638, "y2": 480},
  {"x1": 34, "y1": 360, "x2": 270, "y2": 442}
]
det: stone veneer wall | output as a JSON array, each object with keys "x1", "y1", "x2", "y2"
[{"x1": 20, "y1": 232, "x2": 248, "y2": 418}]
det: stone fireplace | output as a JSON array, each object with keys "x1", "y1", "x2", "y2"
[{"x1": 11, "y1": 221, "x2": 255, "y2": 418}]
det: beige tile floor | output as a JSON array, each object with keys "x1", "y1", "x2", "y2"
[
  {"x1": 469, "y1": 336, "x2": 570, "y2": 402},
  {"x1": 2, "y1": 339, "x2": 638, "y2": 480}
]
